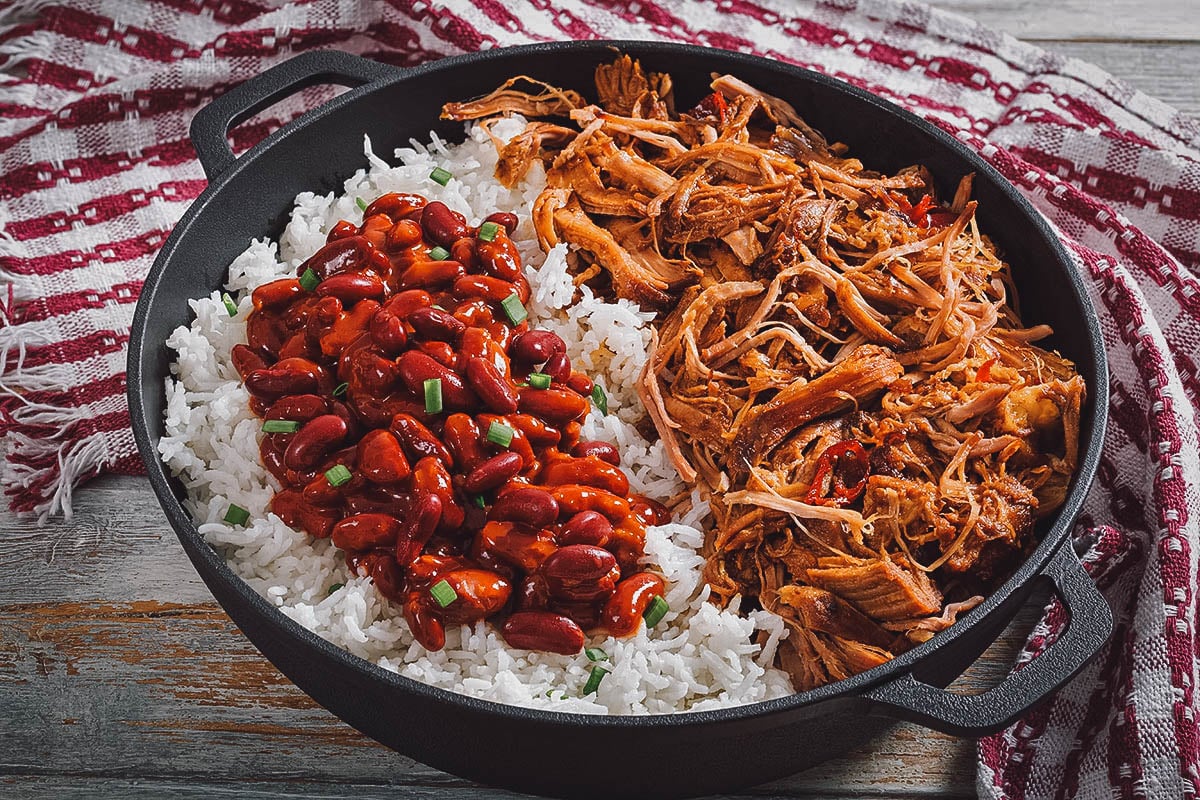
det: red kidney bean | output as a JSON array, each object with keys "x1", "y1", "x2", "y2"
[
  {"x1": 566, "y1": 371, "x2": 594, "y2": 396},
  {"x1": 629, "y1": 494, "x2": 672, "y2": 527},
  {"x1": 244, "y1": 357, "x2": 325, "y2": 399},
  {"x1": 390, "y1": 414, "x2": 453, "y2": 465},
  {"x1": 395, "y1": 351, "x2": 477, "y2": 409},
  {"x1": 508, "y1": 414, "x2": 561, "y2": 448},
  {"x1": 397, "y1": 259, "x2": 467, "y2": 290},
  {"x1": 317, "y1": 272, "x2": 385, "y2": 303},
  {"x1": 416, "y1": 339, "x2": 459, "y2": 370},
  {"x1": 252, "y1": 278, "x2": 302, "y2": 311},
  {"x1": 369, "y1": 553, "x2": 406, "y2": 602},
  {"x1": 603, "y1": 572, "x2": 667, "y2": 637},
  {"x1": 410, "y1": 456, "x2": 465, "y2": 533},
  {"x1": 365, "y1": 192, "x2": 427, "y2": 221},
  {"x1": 331, "y1": 513, "x2": 402, "y2": 551},
  {"x1": 420, "y1": 201, "x2": 469, "y2": 245},
  {"x1": 490, "y1": 487, "x2": 558, "y2": 528},
  {"x1": 473, "y1": 521, "x2": 557, "y2": 572},
  {"x1": 356, "y1": 429, "x2": 411, "y2": 485},
  {"x1": 347, "y1": 348, "x2": 400, "y2": 395},
  {"x1": 475, "y1": 233, "x2": 522, "y2": 281},
  {"x1": 517, "y1": 387, "x2": 589, "y2": 424},
  {"x1": 271, "y1": 489, "x2": 339, "y2": 539},
  {"x1": 477, "y1": 414, "x2": 536, "y2": 468},
  {"x1": 284, "y1": 414, "x2": 349, "y2": 471},
  {"x1": 465, "y1": 356, "x2": 518, "y2": 415},
  {"x1": 265, "y1": 394, "x2": 328, "y2": 423},
  {"x1": 502, "y1": 612, "x2": 584, "y2": 655},
  {"x1": 449, "y1": 237, "x2": 480, "y2": 271},
  {"x1": 540, "y1": 456, "x2": 630, "y2": 496},
  {"x1": 442, "y1": 413, "x2": 488, "y2": 473},
  {"x1": 231, "y1": 344, "x2": 269, "y2": 381},
  {"x1": 464, "y1": 452, "x2": 524, "y2": 494},
  {"x1": 549, "y1": 485, "x2": 632, "y2": 523},
  {"x1": 327, "y1": 219, "x2": 359, "y2": 242},
  {"x1": 404, "y1": 594, "x2": 447, "y2": 651},
  {"x1": 452, "y1": 275, "x2": 521, "y2": 305},
  {"x1": 571, "y1": 440, "x2": 620, "y2": 467},
  {"x1": 409, "y1": 307, "x2": 466, "y2": 342},
  {"x1": 318, "y1": 299, "x2": 380, "y2": 357},
  {"x1": 483, "y1": 211, "x2": 519, "y2": 235},
  {"x1": 299, "y1": 236, "x2": 371, "y2": 281},
  {"x1": 558, "y1": 510, "x2": 613, "y2": 547},
  {"x1": 436, "y1": 569, "x2": 512, "y2": 623},
  {"x1": 359, "y1": 214, "x2": 391, "y2": 251},
  {"x1": 540, "y1": 545, "x2": 620, "y2": 602},
  {"x1": 394, "y1": 491, "x2": 443, "y2": 566},
  {"x1": 543, "y1": 351, "x2": 571, "y2": 383},
  {"x1": 516, "y1": 573, "x2": 551, "y2": 611},
  {"x1": 386, "y1": 219, "x2": 423, "y2": 250},
  {"x1": 369, "y1": 307, "x2": 408, "y2": 353},
  {"x1": 510, "y1": 330, "x2": 565, "y2": 364},
  {"x1": 383, "y1": 289, "x2": 433, "y2": 319}
]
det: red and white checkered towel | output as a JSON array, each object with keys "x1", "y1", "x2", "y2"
[{"x1": 2, "y1": 1, "x2": 1197, "y2": 796}]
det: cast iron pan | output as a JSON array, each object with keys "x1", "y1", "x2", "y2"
[{"x1": 128, "y1": 43, "x2": 1112, "y2": 799}]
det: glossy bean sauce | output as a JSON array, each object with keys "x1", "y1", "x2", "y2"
[{"x1": 238, "y1": 193, "x2": 666, "y2": 654}]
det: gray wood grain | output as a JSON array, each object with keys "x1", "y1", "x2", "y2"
[
  {"x1": 930, "y1": 0, "x2": 1200, "y2": 40},
  {"x1": 1041, "y1": 41, "x2": 1200, "y2": 118}
]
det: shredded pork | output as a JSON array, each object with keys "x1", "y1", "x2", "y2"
[{"x1": 444, "y1": 57, "x2": 1086, "y2": 691}]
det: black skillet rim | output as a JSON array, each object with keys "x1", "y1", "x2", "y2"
[{"x1": 128, "y1": 39, "x2": 1109, "y2": 731}]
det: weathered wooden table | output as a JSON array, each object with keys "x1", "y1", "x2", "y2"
[{"x1": 3, "y1": 2, "x2": 1196, "y2": 797}]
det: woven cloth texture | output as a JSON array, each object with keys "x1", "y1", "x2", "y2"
[{"x1": 1, "y1": 1, "x2": 1197, "y2": 797}]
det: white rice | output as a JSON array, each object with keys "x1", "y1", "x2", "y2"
[{"x1": 159, "y1": 117, "x2": 794, "y2": 714}]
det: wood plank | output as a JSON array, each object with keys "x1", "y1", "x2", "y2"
[
  {"x1": 930, "y1": 0, "x2": 1200, "y2": 41},
  {"x1": 1038, "y1": 40, "x2": 1200, "y2": 118},
  {"x1": 0, "y1": 475, "x2": 1049, "y2": 797}
]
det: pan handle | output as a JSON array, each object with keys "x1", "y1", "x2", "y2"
[
  {"x1": 864, "y1": 541, "x2": 1113, "y2": 736},
  {"x1": 190, "y1": 50, "x2": 398, "y2": 180}
]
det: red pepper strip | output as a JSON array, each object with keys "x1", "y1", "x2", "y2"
[
  {"x1": 976, "y1": 357, "x2": 997, "y2": 383},
  {"x1": 909, "y1": 194, "x2": 935, "y2": 228},
  {"x1": 803, "y1": 440, "x2": 870, "y2": 507}
]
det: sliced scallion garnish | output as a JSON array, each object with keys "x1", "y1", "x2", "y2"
[
  {"x1": 643, "y1": 595, "x2": 669, "y2": 628},
  {"x1": 486, "y1": 421, "x2": 514, "y2": 448},
  {"x1": 424, "y1": 378, "x2": 443, "y2": 415},
  {"x1": 430, "y1": 578, "x2": 457, "y2": 608},
  {"x1": 585, "y1": 647, "x2": 608, "y2": 662},
  {"x1": 356, "y1": 197, "x2": 367, "y2": 211},
  {"x1": 472, "y1": 494, "x2": 486, "y2": 509},
  {"x1": 223, "y1": 504, "x2": 250, "y2": 526},
  {"x1": 591, "y1": 383, "x2": 608, "y2": 416},
  {"x1": 500, "y1": 293, "x2": 527, "y2": 325},
  {"x1": 332, "y1": 382, "x2": 349, "y2": 397},
  {"x1": 299, "y1": 267, "x2": 320, "y2": 291},
  {"x1": 582, "y1": 665, "x2": 610, "y2": 696},
  {"x1": 528, "y1": 372, "x2": 551, "y2": 389},
  {"x1": 428, "y1": 245, "x2": 450, "y2": 261},
  {"x1": 478, "y1": 221, "x2": 501, "y2": 242},
  {"x1": 327, "y1": 582, "x2": 345, "y2": 596},
  {"x1": 325, "y1": 464, "x2": 352, "y2": 487},
  {"x1": 262, "y1": 419, "x2": 301, "y2": 434},
  {"x1": 221, "y1": 292, "x2": 238, "y2": 316},
  {"x1": 429, "y1": 167, "x2": 453, "y2": 186}
]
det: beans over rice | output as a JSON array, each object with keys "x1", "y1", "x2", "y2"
[{"x1": 160, "y1": 116, "x2": 795, "y2": 714}]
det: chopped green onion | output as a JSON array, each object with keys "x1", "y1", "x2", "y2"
[
  {"x1": 591, "y1": 383, "x2": 608, "y2": 416},
  {"x1": 223, "y1": 504, "x2": 250, "y2": 526},
  {"x1": 643, "y1": 595, "x2": 669, "y2": 628},
  {"x1": 332, "y1": 382, "x2": 349, "y2": 397},
  {"x1": 327, "y1": 582, "x2": 345, "y2": 596},
  {"x1": 430, "y1": 578, "x2": 457, "y2": 608},
  {"x1": 585, "y1": 647, "x2": 608, "y2": 662},
  {"x1": 356, "y1": 197, "x2": 368, "y2": 211},
  {"x1": 528, "y1": 372, "x2": 551, "y2": 389},
  {"x1": 325, "y1": 464, "x2": 352, "y2": 487},
  {"x1": 429, "y1": 166, "x2": 453, "y2": 186},
  {"x1": 500, "y1": 293, "x2": 528, "y2": 325},
  {"x1": 299, "y1": 267, "x2": 320, "y2": 291},
  {"x1": 478, "y1": 221, "x2": 501, "y2": 242},
  {"x1": 582, "y1": 665, "x2": 610, "y2": 696},
  {"x1": 424, "y1": 378, "x2": 443, "y2": 414},
  {"x1": 472, "y1": 494, "x2": 487, "y2": 509},
  {"x1": 262, "y1": 419, "x2": 301, "y2": 434},
  {"x1": 428, "y1": 245, "x2": 450, "y2": 261},
  {"x1": 221, "y1": 292, "x2": 238, "y2": 316},
  {"x1": 486, "y1": 421, "x2": 514, "y2": 448}
]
